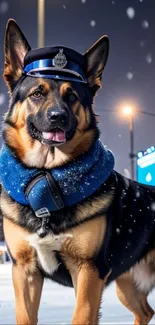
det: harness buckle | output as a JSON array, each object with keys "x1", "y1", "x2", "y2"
[{"x1": 35, "y1": 207, "x2": 51, "y2": 218}]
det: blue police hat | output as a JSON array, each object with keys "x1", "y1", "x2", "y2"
[{"x1": 23, "y1": 46, "x2": 87, "y2": 83}]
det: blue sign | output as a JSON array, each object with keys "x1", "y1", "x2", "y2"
[{"x1": 137, "y1": 146, "x2": 155, "y2": 186}]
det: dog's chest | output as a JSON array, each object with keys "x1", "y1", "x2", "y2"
[
  {"x1": 27, "y1": 216, "x2": 106, "y2": 275},
  {"x1": 27, "y1": 233, "x2": 69, "y2": 275}
]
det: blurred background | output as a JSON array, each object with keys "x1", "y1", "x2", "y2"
[
  {"x1": 0, "y1": 0, "x2": 155, "y2": 180},
  {"x1": 0, "y1": 1, "x2": 155, "y2": 323}
]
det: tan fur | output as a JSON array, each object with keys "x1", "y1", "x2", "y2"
[
  {"x1": 3, "y1": 218, "x2": 44, "y2": 324},
  {"x1": 116, "y1": 273, "x2": 154, "y2": 325},
  {"x1": 130, "y1": 252, "x2": 155, "y2": 294},
  {"x1": 74, "y1": 192, "x2": 113, "y2": 223},
  {"x1": 62, "y1": 216, "x2": 107, "y2": 260},
  {"x1": 3, "y1": 217, "x2": 37, "y2": 274},
  {"x1": 4, "y1": 65, "x2": 22, "y2": 92},
  {"x1": 9, "y1": 101, "x2": 26, "y2": 127},
  {"x1": 60, "y1": 217, "x2": 108, "y2": 323},
  {"x1": 60, "y1": 82, "x2": 78, "y2": 97},
  {"x1": 12, "y1": 265, "x2": 43, "y2": 325},
  {"x1": 71, "y1": 262, "x2": 105, "y2": 325},
  {"x1": 0, "y1": 191, "x2": 20, "y2": 223}
]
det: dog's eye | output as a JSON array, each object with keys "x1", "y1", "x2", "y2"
[
  {"x1": 68, "y1": 93, "x2": 77, "y2": 102},
  {"x1": 31, "y1": 91, "x2": 43, "y2": 99}
]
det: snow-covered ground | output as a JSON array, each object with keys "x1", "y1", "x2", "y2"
[{"x1": 0, "y1": 263, "x2": 155, "y2": 324}]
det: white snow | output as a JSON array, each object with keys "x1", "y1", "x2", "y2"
[
  {"x1": 0, "y1": 94, "x2": 5, "y2": 106},
  {"x1": 90, "y1": 20, "x2": 96, "y2": 27},
  {"x1": 146, "y1": 53, "x2": 152, "y2": 64},
  {"x1": 126, "y1": 7, "x2": 135, "y2": 20},
  {"x1": 135, "y1": 191, "x2": 140, "y2": 198},
  {"x1": 63, "y1": 4, "x2": 66, "y2": 9},
  {"x1": 142, "y1": 20, "x2": 149, "y2": 29},
  {"x1": 1, "y1": 263, "x2": 155, "y2": 324},
  {"x1": 126, "y1": 72, "x2": 134, "y2": 80},
  {"x1": 151, "y1": 202, "x2": 155, "y2": 211},
  {"x1": 124, "y1": 168, "x2": 131, "y2": 179},
  {"x1": 0, "y1": 1, "x2": 9, "y2": 14},
  {"x1": 81, "y1": 0, "x2": 86, "y2": 3}
]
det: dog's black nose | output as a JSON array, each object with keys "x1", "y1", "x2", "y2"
[{"x1": 47, "y1": 108, "x2": 67, "y2": 124}]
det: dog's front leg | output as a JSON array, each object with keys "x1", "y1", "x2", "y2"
[
  {"x1": 12, "y1": 264, "x2": 44, "y2": 325},
  {"x1": 72, "y1": 262, "x2": 104, "y2": 325},
  {"x1": 3, "y1": 217, "x2": 44, "y2": 325}
]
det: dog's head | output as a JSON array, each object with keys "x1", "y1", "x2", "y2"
[{"x1": 3, "y1": 19, "x2": 109, "y2": 169}]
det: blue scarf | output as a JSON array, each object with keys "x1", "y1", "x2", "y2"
[{"x1": 0, "y1": 140, "x2": 114, "y2": 212}]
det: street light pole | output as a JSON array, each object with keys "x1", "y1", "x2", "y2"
[
  {"x1": 38, "y1": 0, "x2": 45, "y2": 48},
  {"x1": 103, "y1": 108, "x2": 155, "y2": 180},
  {"x1": 129, "y1": 115, "x2": 134, "y2": 180}
]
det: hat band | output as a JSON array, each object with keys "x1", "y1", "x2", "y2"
[{"x1": 24, "y1": 59, "x2": 87, "y2": 83}]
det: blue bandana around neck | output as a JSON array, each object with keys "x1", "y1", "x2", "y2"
[{"x1": 0, "y1": 140, "x2": 114, "y2": 212}]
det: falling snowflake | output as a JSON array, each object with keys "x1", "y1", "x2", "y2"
[
  {"x1": 146, "y1": 53, "x2": 152, "y2": 64},
  {"x1": 63, "y1": 4, "x2": 66, "y2": 9},
  {"x1": 135, "y1": 191, "x2": 140, "y2": 198},
  {"x1": 126, "y1": 72, "x2": 134, "y2": 80},
  {"x1": 0, "y1": 94, "x2": 5, "y2": 106},
  {"x1": 112, "y1": 0, "x2": 115, "y2": 4},
  {"x1": 140, "y1": 40, "x2": 146, "y2": 48},
  {"x1": 142, "y1": 20, "x2": 149, "y2": 29},
  {"x1": 124, "y1": 169, "x2": 131, "y2": 180},
  {"x1": 128, "y1": 229, "x2": 133, "y2": 234},
  {"x1": 118, "y1": 134, "x2": 122, "y2": 138},
  {"x1": 81, "y1": 0, "x2": 86, "y2": 3},
  {"x1": 140, "y1": 41, "x2": 146, "y2": 48},
  {"x1": 151, "y1": 202, "x2": 155, "y2": 211},
  {"x1": 90, "y1": 20, "x2": 96, "y2": 27},
  {"x1": 116, "y1": 228, "x2": 120, "y2": 234},
  {"x1": 139, "y1": 0, "x2": 143, "y2": 2},
  {"x1": 0, "y1": 1, "x2": 9, "y2": 14},
  {"x1": 126, "y1": 7, "x2": 135, "y2": 20}
]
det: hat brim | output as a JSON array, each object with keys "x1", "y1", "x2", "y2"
[{"x1": 25, "y1": 67, "x2": 87, "y2": 83}]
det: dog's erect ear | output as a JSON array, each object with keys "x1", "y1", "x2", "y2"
[
  {"x1": 83, "y1": 36, "x2": 109, "y2": 95},
  {"x1": 3, "y1": 19, "x2": 31, "y2": 92}
]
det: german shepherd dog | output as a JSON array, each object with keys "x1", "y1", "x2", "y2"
[{"x1": 1, "y1": 19, "x2": 155, "y2": 325}]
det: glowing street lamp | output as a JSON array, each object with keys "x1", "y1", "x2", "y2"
[
  {"x1": 123, "y1": 105, "x2": 133, "y2": 116},
  {"x1": 103, "y1": 104, "x2": 155, "y2": 181}
]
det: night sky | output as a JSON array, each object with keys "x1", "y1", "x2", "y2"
[{"x1": 0, "y1": 0, "x2": 155, "y2": 178}]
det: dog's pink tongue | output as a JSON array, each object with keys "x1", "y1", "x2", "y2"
[{"x1": 42, "y1": 130, "x2": 65, "y2": 142}]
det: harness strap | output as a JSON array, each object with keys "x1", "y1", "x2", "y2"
[{"x1": 25, "y1": 172, "x2": 64, "y2": 217}]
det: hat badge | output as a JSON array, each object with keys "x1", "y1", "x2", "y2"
[{"x1": 53, "y1": 49, "x2": 67, "y2": 69}]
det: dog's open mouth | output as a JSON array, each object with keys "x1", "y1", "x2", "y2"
[
  {"x1": 29, "y1": 122, "x2": 66, "y2": 145},
  {"x1": 42, "y1": 128, "x2": 66, "y2": 144}
]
